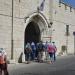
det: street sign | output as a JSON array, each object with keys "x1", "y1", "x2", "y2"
[{"x1": 73, "y1": 31, "x2": 75, "y2": 36}]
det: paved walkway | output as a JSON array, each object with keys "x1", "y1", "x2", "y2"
[
  {"x1": 8, "y1": 54, "x2": 74, "y2": 69},
  {"x1": 7, "y1": 55, "x2": 75, "y2": 75}
]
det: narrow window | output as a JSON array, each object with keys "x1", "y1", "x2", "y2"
[
  {"x1": 70, "y1": 7, "x2": 72, "y2": 12},
  {"x1": 59, "y1": 0, "x2": 61, "y2": 7},
  {"x1": 65, "y1": 5, "x2": 67, "y2": 10},
  {"x1": 66, "y1": 25, "x2": 69, "y2": 36}
]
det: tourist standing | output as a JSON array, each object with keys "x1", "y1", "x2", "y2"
[
  {"x1": 0, "y1": 48, "x2": 9, "y2": 75},
  {"x1": 52, "y1": 42, "x2": 57, "y2": 61}
]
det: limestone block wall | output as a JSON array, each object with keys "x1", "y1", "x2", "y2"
[
  {"x1": 0, "y1": 0, "x2": 12, "y2": 59},
  {"x1": 12, "y1": 0, "x2": 50, "y2": 62},
  {"x1": 0, "y1": 0, "x2": 75, "y2": 62},
  {"x1": 52, "y1": 0, "x2": 75, "y2": 54},
  {"x1": 0, "y1": 0, "x2": 51, "y2": 61}
]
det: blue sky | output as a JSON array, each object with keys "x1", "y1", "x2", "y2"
[{"x1": 62, "y1": 0, "x2": 75, "y2": 8}]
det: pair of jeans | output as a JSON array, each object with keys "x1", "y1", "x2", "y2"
[
  {"x1": 25, "y1": 53, "x2": 30, "y2": 61},
  {"x1": 49, "y1": 52, "x2": 53, "y2": 62},
  {"x1": 53, "y1": 52, "x2": 56, "y2": 61}
]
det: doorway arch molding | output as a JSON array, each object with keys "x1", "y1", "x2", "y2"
[
  {"x1": 24, "y1": 11, "x2": 49, "y2": 43},
  {"x1": 24, "y1": 11, "x2": 49, "y2": 31}
]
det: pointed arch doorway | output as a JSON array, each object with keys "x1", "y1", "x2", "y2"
[
  {"x1": 25, "y1": 21, "x2": 40, "y2": 44},
  {"x1": 24, "y1": 13, "x2": 48, "y2": 45}
]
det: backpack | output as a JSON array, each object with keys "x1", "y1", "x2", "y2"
[
  {"x1": 38, "y1": 43, "x2": 44, "y2": 52},
  {"x1": 0, "y1": 51, "x2": 5, "y2": 64},
  {"x1": 25, "y1": 48, "x2": 32, "y2": 54}
]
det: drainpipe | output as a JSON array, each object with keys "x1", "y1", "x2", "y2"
[{"x1": 11, "y1": 0, "x2": 14, "y2": 59}]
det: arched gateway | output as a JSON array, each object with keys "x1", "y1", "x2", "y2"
[{"x1": 24, "y1": 12, "x2": 48, "y2": 45}]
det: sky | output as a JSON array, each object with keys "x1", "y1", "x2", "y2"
[{"x1": 62, "y1": 0, "x2": 75, "y2": 8}]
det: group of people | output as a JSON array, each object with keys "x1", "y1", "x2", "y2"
[
  {"x1": 24, "y1": 41, "x2": 57, "y2": 64},
  {"x1": 0, "y1": 41, "x2": 57, "y2": 74},
  {"x1": 0, "y1": 48, "x2": 9, "y2": 75}
]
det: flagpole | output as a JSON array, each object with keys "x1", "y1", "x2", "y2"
[{"x1": 37, "y1": 0, "x2": 45, "y2": 12}]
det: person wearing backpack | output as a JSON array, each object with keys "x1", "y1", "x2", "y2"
[
  {"x1": 0, "y1": 48, "x2": 9, "y2": 75},
  {"x1": 48, "y1": 43, "x2": 54, "y2": 63},
  {"x1": 24, "y1": 43, "x2": 32, "y2": 64},
  {"x1": 31, "y1": 42, "x2": 36, "y2": 60},
  {"x1": 44, "y1": 41, "x2": 49, "y2": 60},
  {"x1": 52, "y1": 42, "x2": 57, "y2": 61},
  {"x1": 37, "y1": 41, "x2": 45, "y2": 62}
]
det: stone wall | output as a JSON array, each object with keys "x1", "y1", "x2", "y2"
[
  {"x1": 0, "y1": 0, "x2": 75, "y2": 62},
  {"x1": 52, "y1": 0, "x2": 75, "y2": 54}
]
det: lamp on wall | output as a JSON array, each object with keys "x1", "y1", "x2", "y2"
[
  {"x1": 50, "y1": 22, "x2": 53, "y2": 26},
  {"x1": 48, "y1": 22, "x2": 53, "y2": 28}
]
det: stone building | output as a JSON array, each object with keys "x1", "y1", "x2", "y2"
[{"x1": 0, "y1": 0, "x2": 75, "y2": 62}]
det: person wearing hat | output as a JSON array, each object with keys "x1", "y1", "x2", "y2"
[{"x1": 0, "y1": 48, "x2": 9, "y2": 75}]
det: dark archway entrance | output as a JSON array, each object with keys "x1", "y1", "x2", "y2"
[{"x1": 25, "y1": 21, "x2": 40, "y2": 44}]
